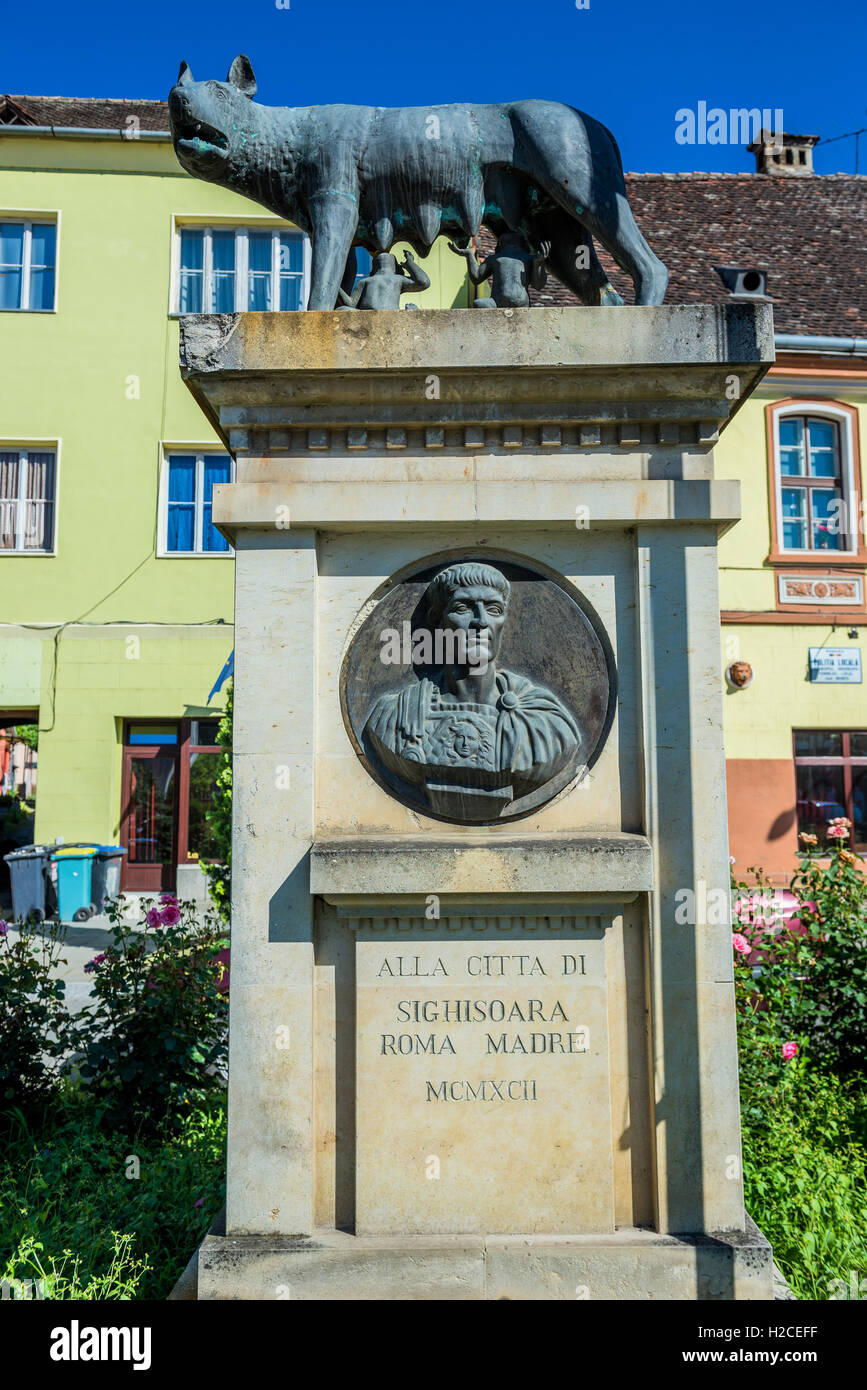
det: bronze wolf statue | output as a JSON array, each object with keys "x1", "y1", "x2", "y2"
[{"x1": 169, "y1": 55, "x2": 667, "y2": 311}]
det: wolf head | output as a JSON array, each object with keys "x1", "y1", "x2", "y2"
[{"x1": 169, "y1": 55, "x2": 258, "y2": 181}]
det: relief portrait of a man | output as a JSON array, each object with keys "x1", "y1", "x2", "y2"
[{"x1": 362, "y1": 561, "x2": 582, "y2": 821}]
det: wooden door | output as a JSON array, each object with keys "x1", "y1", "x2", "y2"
[{"x1": 120, "y1": 733, "x2": 179, "y2": 891}]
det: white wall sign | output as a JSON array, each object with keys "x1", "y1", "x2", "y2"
[{"x1": 808, "y1": 647, "x2": 863, "y2": 684}]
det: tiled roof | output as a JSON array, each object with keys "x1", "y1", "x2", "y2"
[
  {"x1": 483, "y1": 173, "x2": 867, "y2": 337},
  {"x1": 2, "y1": 94, "x2": 169, "y2": 131}
]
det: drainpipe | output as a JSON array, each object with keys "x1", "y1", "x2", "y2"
[
  {"x1": 0, "y1": 125, "x2": 170, "y2": 140},
  {"x1": 775, "y1": 333, "x2": 867, "y2": 355}
]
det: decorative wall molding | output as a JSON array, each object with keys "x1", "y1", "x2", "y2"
[
  {"x1": 778, "y1": 573, "x2": 864, "y2": 606},
  {"x1": 226, "y1": 420, "x2": 713, "y2": 456}
]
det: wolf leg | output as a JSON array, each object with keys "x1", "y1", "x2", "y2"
[
  {"x1": 336, "y1": 246, "x2": 358, "y2": 309},
  {"x1": 537, "y1": 190, "x2": 666, "y2": 305},
  {"x1": 587, "y1": 195, "x2": 668, "y2": 305},
  {"x1": 307, "y1": 193, "x2": 358, "y2": 310},
  {"x1": 510, "y1": 109, "x2": 667, "y2": 305},
  {"x1": 530, "y1": 210, "x2": 622, "y2": 306},
  {"x1": 533, "y1": 182, "x2": 666, "y2": 306}
]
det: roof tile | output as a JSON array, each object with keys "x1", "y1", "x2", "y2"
[
  {"x1": 484, "y1": 173, "x2": 867, "y2": 336},
  {"x1": 4, "y1": 94, "x2": 169, "y2": 131}
]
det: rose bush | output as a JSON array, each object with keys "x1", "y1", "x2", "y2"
[
  {"x1": 731, "y1": 827, "x2": 867, "y2": 1076},
  {"x1": 733, "y1": 831, "x2": 867, "y2": 1297},
  {"x1": 73, "y1": 894, "x2": 229, "y2": 1130}
]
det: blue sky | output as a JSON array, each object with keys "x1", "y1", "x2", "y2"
[{"x1": 7, "y1": 0, "x2": 866, "y2": 174}]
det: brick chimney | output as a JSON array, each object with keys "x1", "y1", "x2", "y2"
[{"x1": 747, "y1": 132, "x2": 819, "y2": 175}]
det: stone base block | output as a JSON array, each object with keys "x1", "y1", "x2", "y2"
[{"x1": 197, "y1": 1219, "x2": 773, "y2": 1300}]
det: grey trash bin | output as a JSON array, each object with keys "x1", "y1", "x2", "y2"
[
  {"x1": 3, "y1": 845, "x2": 52, "y2": 923},
  {"x1": 90, "y1": 845, "x2": 127, "y2": 913}
]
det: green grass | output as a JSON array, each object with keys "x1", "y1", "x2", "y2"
[
  {"x1": 0, "y1": 1089, "x2": 226, "y2": 1299},
  {"x1": 741, "y1": 1060, "x2": 867, "y2": 1300}
]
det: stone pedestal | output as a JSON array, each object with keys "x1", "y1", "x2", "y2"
[{"x1": 181, "y1": 305, "x2": 775, "y2": 1300}]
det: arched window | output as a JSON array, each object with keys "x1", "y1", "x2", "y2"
[
  {"x1": 769, "y1": 401, "x2": 861, "y2": 557},
  {"x1": 779, "y1": 415, "x2": 842, "y2": 550}
]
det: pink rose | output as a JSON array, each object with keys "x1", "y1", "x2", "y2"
[
  {"x1": 732, "y1": 933, "x2": 750, "y2": 955},
  {"x1": 159, "y1": 893, "x2": 179, "y2": 905},
  {"x1": 729, "y1": 856, "x2": 736, "y2": 865},
  {"x1": 145, "y1": 907, "x2": 163, "y2": 928},
  {"x1": 160, "y1": 903, "x2": 182, "y2": 926},
  {"x1": 781, "y1": 1041, "x2": 798, "y2": 1061},
  {"x1": 827, "y1": 824, "x2": 849, "y2": 840}
]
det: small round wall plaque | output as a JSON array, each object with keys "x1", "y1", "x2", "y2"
[
  {"x1": 340, "y1": 552, "x2": 617, "y2": 824},
  {"x1": 726, "y1": 660, "x2": 754, "y2": 689}
]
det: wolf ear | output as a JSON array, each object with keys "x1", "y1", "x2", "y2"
[
  {"x1": 177, "y1": 61, "x2": 194, "y2": 86},
  {"x1": 227, "y1": 54, "x2": 257, "y2": 98}
]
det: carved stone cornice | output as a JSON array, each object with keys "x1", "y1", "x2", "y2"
[{"x1": 180, "y1": 304, "x2": 774, "y2": 451}]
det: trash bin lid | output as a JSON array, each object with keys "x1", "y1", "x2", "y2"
[
  {"x1": 3, "y1": 844, "x2": 50, "y2": 861},
  {"x1": 96, "y1": 845, "x2": 127, "y2": 855},
  {"x1": 53, "y1": 846, "x2": 98, "y2": 858}
]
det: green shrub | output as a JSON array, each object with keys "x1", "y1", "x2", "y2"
[
  {"x1": 3, "y1": 1232, "x2": 150, "y2": 1300},
  {"x1": 733, "y1": 833, "x2": 867, "y2": 1298},
  {"x1": 201, "y1": 680, "x2": 232, "y2": 923},
  {"x1": 0, "y1": 1090, "x2": 226, "y2": 1299},
  {"x1": 73, "y1": 894, "x2": 228, "y2": 1130},
  {"x1": 732, "y1": 832, "x2": 867, "y2": 1075},
  {"x1": 788, "y1": 837, "x2": 867, "y2": 1075},
  {"x1": 0, "y1": 915, "x2": 72, "y2": 1115},
  {"x1": 11, "y1": 723, "x2": 38, "y2": 751},
  {"x1": 740, "y1": 1057, "x2": 867, "y2": 1300}
]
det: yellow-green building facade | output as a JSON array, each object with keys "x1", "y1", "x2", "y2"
[{"x1": 718, "y1": 356, "x2": 867, "y2": 882}]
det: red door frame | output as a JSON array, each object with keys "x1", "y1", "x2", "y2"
[
  {"x1": 119, "y1": 719, "x2": 223, "y2": 891},
  {"x1": 176, "y1": 722, "x2": 222, "y2": 867},
  {"x1": 120, "y1": 723, "x2": 180, "y2": 891}
]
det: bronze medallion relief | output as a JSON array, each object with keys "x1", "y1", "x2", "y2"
[{"x1": 341, "y1": 553, "x2": 617, "y2": 825}]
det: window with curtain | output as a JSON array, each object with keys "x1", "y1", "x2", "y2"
[
  {"x1": 777, "y1": 415, "x2": 845, "y2": 551},
  {"x1": 164, "y1": 452, "x2": 232, "y2": 554},
  {"x1": 0, "y1": 448, "x2": 56, "y2": 551},
  {"x1": 0, "y1": 220, "x2": 56, "y2": 311},
  {"x1": 177, "y1": 226, "x2": 307, "y2": 313}
]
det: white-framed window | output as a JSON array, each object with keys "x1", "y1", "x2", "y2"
[
  {"x1": 771, "y1": 401, "x2": 860, "y2": 555},
  {"x1": 0, "y1": 447, "x2": 57, "y2": 552},
  {"x1": 175, "y1": 225, "x2": 309, "y2": 313},
  {"x1": 159, "y1": 450, "x2": 233, "y2": 555},
  {"x1": 0, "y1": 219, "x2": 57, "y2": 311}
]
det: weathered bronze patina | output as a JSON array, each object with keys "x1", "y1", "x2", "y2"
[
  {"x1": 342, "y1": 556, "x2": 616, "y2": 824},
  {"x1": 168, "y1": 55, "x2": 667, "y2": 311}
]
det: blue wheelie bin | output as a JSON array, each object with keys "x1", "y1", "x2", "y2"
[
  {"x1": 90, "y1": 845, "x2": 127, "y2": 913},
  {"x1": 3, "y1": 845, "x2": 52, "y2": 923},
  {"x1": 52, "y1": 846, "x2": 98, "y2": 922}
]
